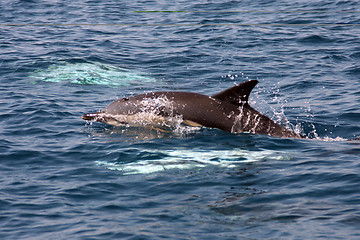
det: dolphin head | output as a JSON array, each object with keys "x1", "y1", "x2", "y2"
[{"x1": 82, "y1": 94, "x2": 178, "y2": 128}]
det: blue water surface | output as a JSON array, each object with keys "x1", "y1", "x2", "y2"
[{"x1": 1, "y1": 0, "x2": 360, "y2": 239}]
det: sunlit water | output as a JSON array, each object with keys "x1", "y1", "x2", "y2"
[{"x1": 1, "y1": 0, "x2": 360, "y2": 239}]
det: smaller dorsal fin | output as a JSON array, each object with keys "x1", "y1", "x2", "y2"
[{"x1": 212, "y1": 80, "x2": 258, "y2": 106}]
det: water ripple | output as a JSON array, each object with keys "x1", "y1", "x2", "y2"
[{"x1": 1, "y1": 0, "x2": 360, "y2": 239}]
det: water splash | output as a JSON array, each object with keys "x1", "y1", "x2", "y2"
[
  {"x1": 32, "y1": 61, "x2": 156, "y2": 86},
  {"x1": 95, "y1": 148, "x2": 291, "y2": 175},
  {"x1": 319, "y1": 136, "x2": 347, "y2": 142}
]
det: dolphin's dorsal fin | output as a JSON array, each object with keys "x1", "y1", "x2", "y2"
[{"x1": 212, "y1": 80, "x2": 258, "y2": 106}]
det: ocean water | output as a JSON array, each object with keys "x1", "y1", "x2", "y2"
[{"x1": 1, "y1": 0, "x2": 360, "y2": 239}]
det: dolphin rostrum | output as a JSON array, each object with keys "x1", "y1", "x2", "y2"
[{"x1": 82, "y1": 80, "x2": 303, "y2": 139}]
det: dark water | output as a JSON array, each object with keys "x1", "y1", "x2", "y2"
[{"x1": 1, "y1": 0, "x2": 360, "y2": 239}]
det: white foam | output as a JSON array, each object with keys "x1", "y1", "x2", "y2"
[
  {"x1": 316, "y1": 136, "x2": 347, "y2": 142},
  {"x1": 95, "y1": 148, "x2": 291, "y2": 175}
]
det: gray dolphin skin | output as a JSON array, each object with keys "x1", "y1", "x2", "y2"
[{"x1": 82, "y1": 80, "x2": 303, "y2": 139}]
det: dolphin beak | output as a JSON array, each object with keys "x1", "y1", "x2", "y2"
[{"x1": 82, "y1": 112, "x2": 101, "y2": 121}]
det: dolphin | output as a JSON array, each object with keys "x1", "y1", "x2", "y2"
[{"x1": 82, "y1": 80, "x2": 303, "y2": 139}]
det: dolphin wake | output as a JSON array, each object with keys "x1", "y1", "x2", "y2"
[
  {"x1": 95, "y1": 148, "x2": 291, "y2": 175},
  {"x1": 32, "y1": 61, "x2": 156, "y2": 86}
]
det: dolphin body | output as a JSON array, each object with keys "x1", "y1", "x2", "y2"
[{"x1": 82, "y1": 80, "x2": 302, "y2": 139}]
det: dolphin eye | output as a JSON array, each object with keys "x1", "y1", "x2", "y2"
[{"x1": 123, "y1": 97, "x2": 129, "y2": 101}]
